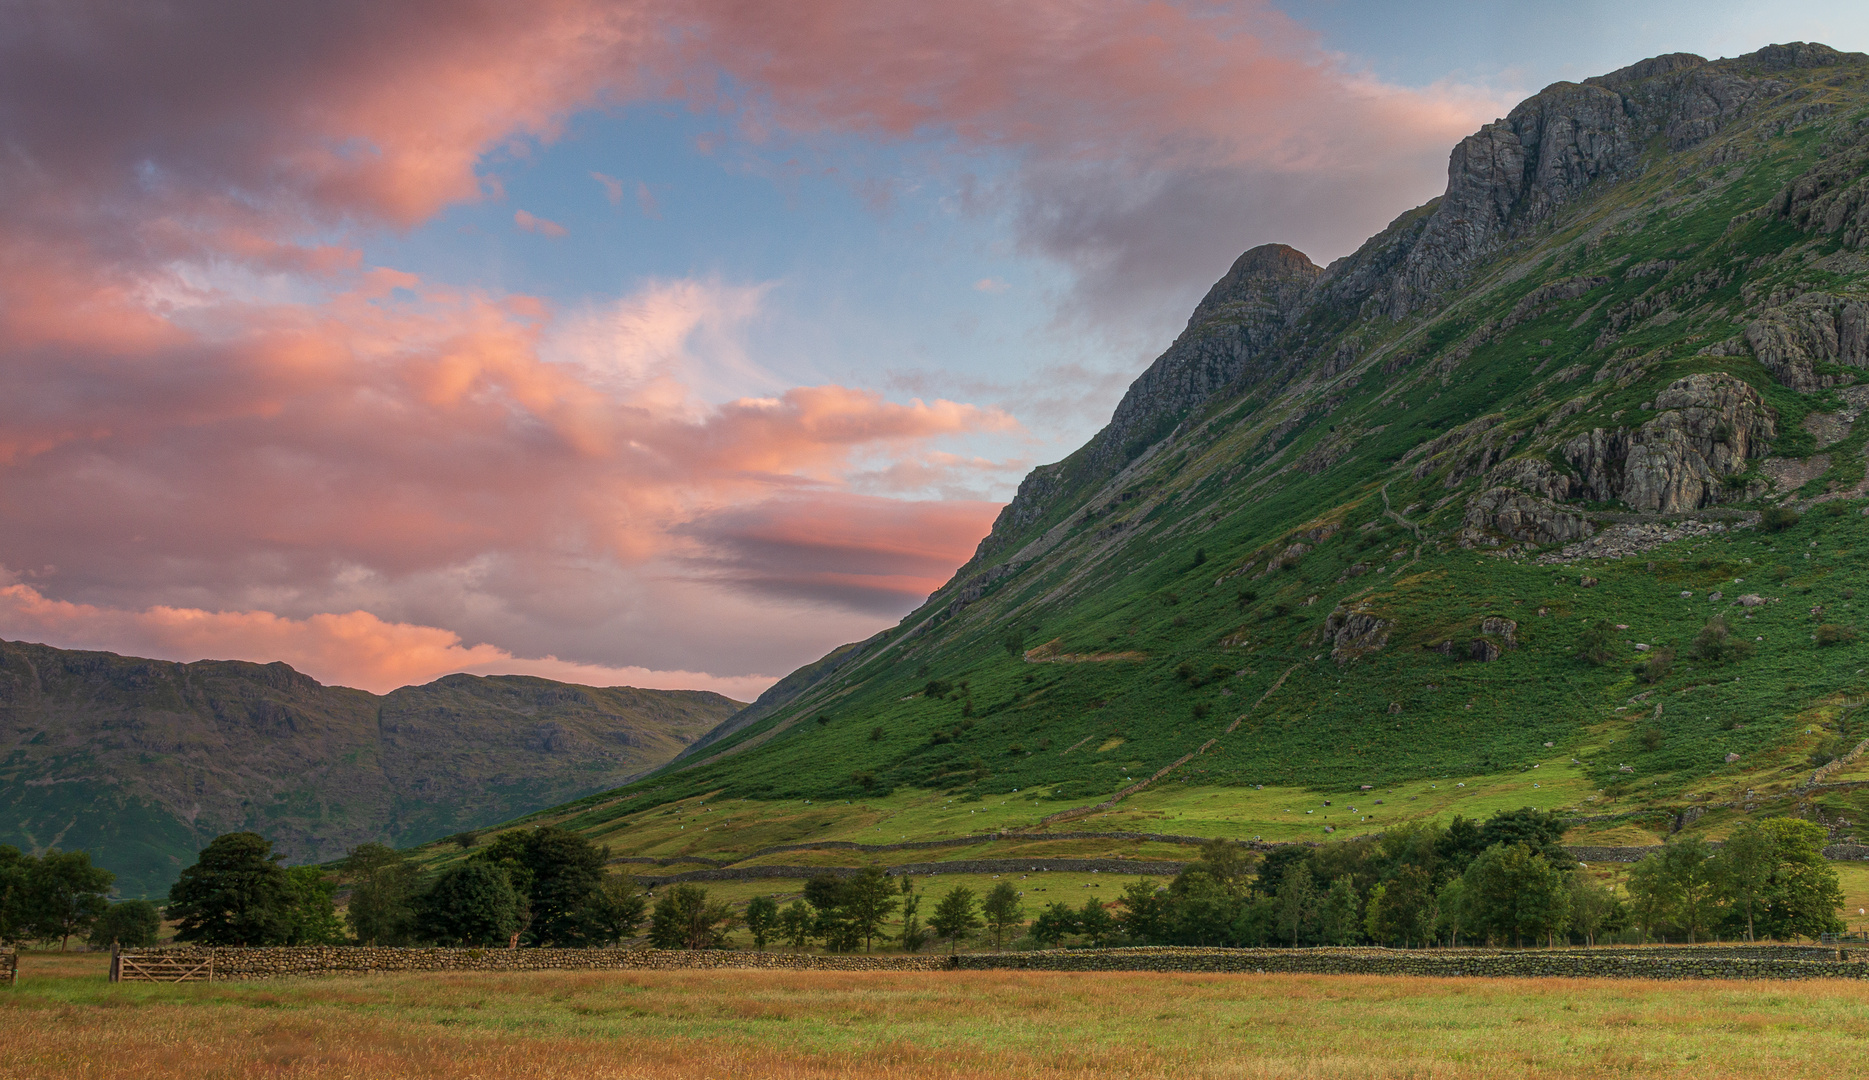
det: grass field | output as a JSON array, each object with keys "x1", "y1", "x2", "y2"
[{"x1": 8, "y1": 952, "x2": 1869, "y2": 1079}]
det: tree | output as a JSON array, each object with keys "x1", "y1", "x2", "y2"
[
  {"x1": 1078, "y1": 897, "x2": 1117, "y2": 947},
  {"x1": 930, "y1": 886, "x2": 980, "y2": 953},
  {"x1": 1477, "y1": 809, "x2": 1573, "y2": 868},
  {"x1": 1756, "y1": 818, "x2": 1845, "y2": 941},
  {"x1": 1689, "y1": 615, "x2": 1754, "y2": 663},
  {"x1": 898, "y1": 878, "x2": 928, "y2": 953},
  {"x1": 778, "y1": 899, "x2": 814, "y2": 949},
  {"x1": 341, "y1": 843, "x2": 421, "y2": 946},
  {"x1": 802, "y1": 874, "x2": 858, "y2": 952},
  {"x1": 417, "y1": 863, "x2": 521, "y2": 946},
  {"x1": 167, "y1": 833, "x2": 293, "y2": 946},
  {"x1": 1188, "y1": 839, "x2": 1258, "y2": 897},
  {"x1": 744, "y1": 895, "x2": 780, "y2": 950},
  {"x1": 1117, "y1": 878, "x2": 1170, "y2": 943},
  {"x1": 982, "y1": 882, "x2": 1025, "y2": 950},
  {"x1": 0, "y1": 845, "x2": 32, "y2": 945},
  {"x1": 89, "y1": 899, "x2": 161, "y2": 948},
  {"x1": 1461, "y1": 844, "x2": 1568, "y2": 946},
  {"x1": 1435, "y1": 816, "x2": 1487, "y2": 874},
  {"x1": 842, "y1": 866, "x2": 900, "y2": 952},
  {"x1": 1317, "y1": 875, "x2": 1361, "y2": 945},
  {"x1": 1277, "y1": 863, "x2": 1318, "y2": 946},
  {"x1": 281, "y1": 865, "x2": 345, "y2": 945},
  {"x1": 480, "y1": 827, "x2": 609, "y2": 946},
  {"x1": 1578, "y1": 619, "x2": 1619, "y2": 665},
  {"x1": 1716, "y1": 821, "x2": 1773, "y2": 942},
  {"x1": 1566, "y1": 871, "x2": 1619, "y2": 947},
  {"x1": 25, "y1": 849, "x2": 114, "y2": 950},
  {"x1": 1365, "y1": 865, "x2": 1434, "y2": 947},
  {"x1": 1656, "y1": 837, "x2": 1720, "y2": 943},
  {"x1": 1031, "y1": 901, "x2": 1080, "y2": 947},
  {"x1": 581, "y1": 874, "x2": 648, "y2": 944},
  {"x1": 1434, "y1": 877, "x2": 1470, "y2": 947},
  {"x1": 1625, "y1": 850, "x2": 1681, "y2": 943},
  {"x1": 647, "y1": 884, "x2": 736, "y2": 949}
]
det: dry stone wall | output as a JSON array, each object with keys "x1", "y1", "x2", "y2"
[
  {"x1": 955, "y1": 945, "x2": 1869, "y2": 981},
  {"x1": 636, "y1": 857, "x2": 1187, "y2": 887},
  {"x1": 117, "y1": 946, "x2": 947, "y2": 980},
  {"x1": 111, "y1": 944, "x2": 1869, "y2": 982}
]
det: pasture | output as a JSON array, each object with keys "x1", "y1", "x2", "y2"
[{"x1": 7, "y1": 951, "x2": 1869, "y2": 1079}]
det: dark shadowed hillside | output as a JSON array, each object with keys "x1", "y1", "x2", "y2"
[{"x1": 0, "y1": 639, "x2": 740, "y2": 895}]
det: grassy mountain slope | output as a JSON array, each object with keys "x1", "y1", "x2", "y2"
[
  {"x1": 446, "y1": 45, "x2": 1869, "y2": 879},
  {"x1": 0, "y1": 639, "x2": 740, "y2": 895}
]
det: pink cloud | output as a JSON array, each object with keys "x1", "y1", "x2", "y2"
[
  {"x1": 636, "y1": 181, "x2": 663, "y2": 219},
  {"x1": 591, "y1": 170, "x2": 626, "y2": 204},
  {"x1": 0, "y1": 1, "x2": 1510, "y2": 684},
  {"x1": 514, "y1": 209, "x2": 570, "y2": 238},
  {"x1": 0, "y1": 580, "x2": 769, "y2": 698}
]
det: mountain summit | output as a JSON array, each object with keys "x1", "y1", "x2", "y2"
[{"x1": 600, "y1": 44, "x2": 1869, "y2": 847}]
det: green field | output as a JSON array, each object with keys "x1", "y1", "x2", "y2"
[{"x1": 8, "y1": 952, "x2": 1869, "y2": 1079}]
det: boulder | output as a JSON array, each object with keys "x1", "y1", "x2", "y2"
[{"x1": 1561, "y1": 372, "x2": 1775, "y2": 512}]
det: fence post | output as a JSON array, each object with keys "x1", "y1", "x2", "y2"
[{"x1": 110, "y1": 942, "x2": 120, "y2": 983}]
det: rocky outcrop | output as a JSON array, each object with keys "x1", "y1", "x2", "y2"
[
  {"x1": 1561, "y1": 373, "x2": 1775, "y2": 512},
  {"x1": 1745, "y1": 292, "x2": 1869, "y2": 390},
  {"x1": 1461, "y1": 487, "x2": 1593, "y2": 546},
  {"x1": 1322, "y1": 603, "x2": 1390, "y2": 664}
]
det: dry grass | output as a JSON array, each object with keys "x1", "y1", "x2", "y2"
[{"x1": 7, "y1": 952, "x2": 1869, "y2": 1079}]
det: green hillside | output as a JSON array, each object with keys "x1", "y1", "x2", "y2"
[
  {"x1": 0, "y1": 640, "x2": 741, "y2": 896},
  {"x1": 440, "y1": 45, "x2": 1869, "y2": 878}
]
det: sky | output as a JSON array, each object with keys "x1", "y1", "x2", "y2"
[{"x1": 2, "y1": 2, "x2": 1866, "y2": 699}]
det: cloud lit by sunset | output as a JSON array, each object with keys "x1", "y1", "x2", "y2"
[{"x1": 5, "y1": 0, "x2": 1851, "y2": 695}]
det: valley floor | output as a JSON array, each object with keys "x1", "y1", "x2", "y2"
[{"x1": 7, "y1": 953, "x2": 1869, "y2": 1079}]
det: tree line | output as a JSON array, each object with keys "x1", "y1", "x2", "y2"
[
  {"x1": 1094, "y1": 810, "x2": 1844, "y2": 950},
  {"x1": 4, "y1": 810, "x2": 1845, "y2": 952}
]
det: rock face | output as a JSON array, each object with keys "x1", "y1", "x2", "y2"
[
  {"x1": 1462, "y1": 487, "x2": 1593, "y2": 546},
  {"x1": 1745, "y1": 292, "x2": 1869, "y2": 391},
  {"x1": 1561, "y1": 373, "x2": 1775, "y2": 512},
  {"x1": 1323, "y1": 604, "x2": 1390, "y2": 664}
]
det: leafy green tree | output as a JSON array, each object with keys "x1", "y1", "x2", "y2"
[
  {"x1": 1566, "y1": 871, "x2": 1619, "y2": 947},
  {"x1": 1187, "y1": 839, "x2": 1258, "y2": 897},
  {"x1": 778, "y1": 899, "x2": 814, "y2": 949},
  {"x1": 1277, "y1": 863, "x2": 1318, "y2": 946},
  {"x1": 341, "y1": 843, "x2": 421, "y2": 946},
  {"x1": 0, "y1": 845, "x2": 32, "y2": 945},
  {"x1": 480, "y1": 826, "x2": 609, "y2": 946},
  {"x1": 1461, "y1": 844, "x2": 1569, "y2": 946},
  {"x1": 744, "y1": 895, "x2": 780, "y2": 950},
  {"x1": 1434, "y1": 877, "x2": 1470, "y2": 946},
  {"x1": 281, "y1": 865, "x2": 345, "y2": 945},
  {"x1": 582, "y1": 874, "x2": 649, "y2": 944},
  {"x1": 1578, "y1": 619, "x2": 1619, "y2": 665},
  {"x1": 1625, "y1": 852, "x2": 1679, "y2": 943},
  {"x1": 1365, "y1": 865, "x2": 1434, "y2": 947},
  {"x1": 1716, "y1": 821, "x2": 1773, "y2": 942},
  {"x1": 1655, "y1": 837, "x2": 1720, "y2": 943},
  {"x1": 1031, "y1": 901, "x2": 1080, "y2": 947},
  {"x1": 1434, "y1": 816, "x2": 1487, "y2": 874},
  {"x1": 802, "y1": 874, "x2": 858, "y2": 951},
  {"x1": 168, "y1": 833, "x2": 293, "y2": 946},
  {"x1": 842, "y1": 866, "x2": 900, "y2": 952},
  {"x1": 417, "y1": 863, "x2": 521, "y2": 946},
  {"x1": 648, "y1": 884, "x2": 736, "y2": 949},
  {"x1": 1317, "y1": 875, "x2": 1361, "y2": 945},
  {"x1": 982, "y1": 882, "x2": 1024, "y2": 950},
  {"x1": 929, "y1": 886, "x2": 980, "y2": 953},
  {"x1": 1477, "y1": 809, "x2": 1572, "y2": 867},
  {"x1": 1755, "y1": 818, "x2": 1845, "y2": 941},
  {"x1": 1166, "y1": 868, "x2": 1240, "y2": 946},
  {"x1": 25, "y1": 849, "x2": 113, "y2": 950},
  {"x1": 1118, "y1": 878, "x2": 1170, "y2": 943},
  {"x1": 898, "y1": 878, "x2": 927, "y2": 953},
  {"x1": 89, "y1": 898, "x2": 161, "y2": 948},
  {"x1": 1079, "y1": 897, "x2": 1118, "y2": 947}
]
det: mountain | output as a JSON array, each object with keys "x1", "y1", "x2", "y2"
[{"x1": 0, "y1": 639, "x2": 741, "y2": 895}]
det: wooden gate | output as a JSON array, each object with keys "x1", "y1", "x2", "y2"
[{"x1": 111, "y1": 947, "x2": 213, "y2": 983}]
